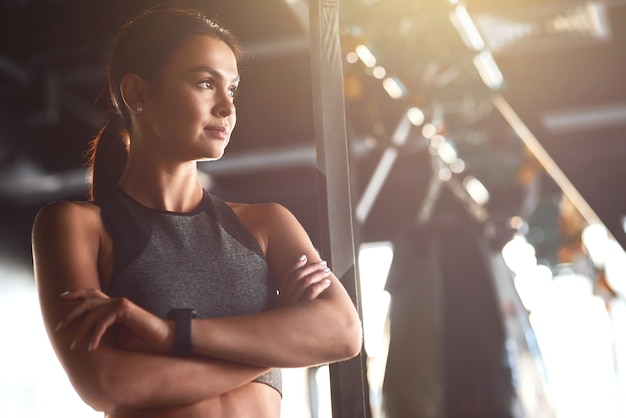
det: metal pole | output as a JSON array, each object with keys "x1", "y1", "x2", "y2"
[{"x1": 309, "y1": 1, "x2": 369, "y2": 417}]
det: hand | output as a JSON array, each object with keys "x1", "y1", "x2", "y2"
[
  {"x1": 55, "y1": 289, "x2": 172, "y2": 354},
  {"x1": 275, "y1": 255, "x2": 332, "y2": 307}
]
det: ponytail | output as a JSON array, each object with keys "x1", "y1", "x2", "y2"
[{"x1": 86, "y1": 115, "x2": 129, "y2": 201}]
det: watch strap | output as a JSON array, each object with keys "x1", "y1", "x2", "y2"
[{"x1": 167, "y1": 308, "x2": 196, "y2": 357}]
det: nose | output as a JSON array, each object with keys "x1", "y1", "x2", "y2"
[{"x1": 213, "y1": 89, "x2": 235, "y2": 118}]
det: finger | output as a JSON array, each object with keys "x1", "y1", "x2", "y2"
[
  {"x1": 70, "y1": 301, "x2": 122, "y2": 351},
  {"x1": 56, "y1": 290, "x2": 111, "y2": 331},
  {"x1": 56, "y1": 296, "x2": 108, "y2": 332},
  {"x1": 302, "y1": 278, "x2": 332, "y2": 300},
  {"x1": 283, "y1": 260, "x2": 328, "y2": 292},
  {"x1": 70, "y1": 300, "x2": 116, "y2": 350},
  {"x1": 56, "y1": 299, "x2": 95, "y2": 332},
  {"x1": 88, "y1": 298, "x2": 135, "y2": 350},
  {"x1": 69, "y1": 306, "x2": 100, "y2": 350},
  {"x1": 88, "y1": 311, "x2": 120, "y2": 351},
  {"x1": 297, "y1": 267, "x2": 332, "y2": 297},
  {"x1": 279, "y1": 265, "x2": 332, "y2": 304},
  {"x1": 281, "y1": 255, "x2": 308, "y2": 281},
  {"x1": 59, "y1": 288, "x2": 107, "y2": 300}
]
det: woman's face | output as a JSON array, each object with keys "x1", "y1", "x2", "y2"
[{"x1": 140, "y1": 35, "x2": 239, "y2": 162}]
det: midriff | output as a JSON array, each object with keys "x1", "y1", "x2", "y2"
[{"x1": 106, "y1": 382, "x2": 281, "y2": 418}]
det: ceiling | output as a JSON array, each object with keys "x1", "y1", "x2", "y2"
[{"x1": 1, "y1": 0, "x2": 625, "y2": 269}]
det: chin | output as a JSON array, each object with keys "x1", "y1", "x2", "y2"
[{"x1": 198, "y1": 154, "x2": 225, "y2": 162}]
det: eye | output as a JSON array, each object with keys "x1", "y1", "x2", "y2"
[
  {"x1": 199, "y1": 79, "x2": 214, "y2": 89},
  {"x1": 228, "y1": 85, "x2": 239, "y2": 99}
]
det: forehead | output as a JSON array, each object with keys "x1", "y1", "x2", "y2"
[{"x1": 166, "y1": 35, "x2": 239, "y2": 79}]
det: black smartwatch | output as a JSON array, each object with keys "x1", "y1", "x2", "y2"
[{"x1": 167, "y1": 308, "x2": 197, "y2": 357}]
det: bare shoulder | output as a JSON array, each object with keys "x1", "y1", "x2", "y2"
[
  {"x1": 227, "y1": 202, "x2": 304, "y2": 253},
  {"x1": 227, "y1": 200, "x2": 317, "y2": 270},
  {"x1": 33, "y1": 200, "x2": 103, "y2": 237},
  {"x1": 226, "y1": 201, "x2": 304, "y2": 239},
  {"x1": 227, "y1": 201, "x2": 293, "y2": 226},
  {"x1": 32, "y1": 200, "x2": 107, "y2": 268},
  {"x1": 35, "y1": 199, "x2": 101, "y2": 221},
  {"x1": 33, "y1": 199, "x2": 111, "y2": 301}
]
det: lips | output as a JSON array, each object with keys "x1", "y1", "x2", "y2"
[{"x1": 204, "y1": 125, "x2": 229, "y2": 140}]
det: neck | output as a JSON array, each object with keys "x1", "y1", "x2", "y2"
[{"x1": 118, "y1": 155, "x2": 205, "y2": 213}]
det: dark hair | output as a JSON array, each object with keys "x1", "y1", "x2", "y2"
[{"x1": 86, "y1": 6, "x2": 240, "y2": 200}]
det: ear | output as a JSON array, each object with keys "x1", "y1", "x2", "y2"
[{"x1": 120, "y1": 73, "x2": 147, "y2": 112}]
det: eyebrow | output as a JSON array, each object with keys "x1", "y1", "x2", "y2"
[{"x1": 188, "y1": 66, "x2": 240, "y2": 84}]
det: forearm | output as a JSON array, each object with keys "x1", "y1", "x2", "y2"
[
  {"x1": 189, "y1": 286, "x2": 362, "y2": 368},
  {"x1": 57, "y1": 336, "x2": 268, "y2": 413},
  {"x1": 45, "y1": 293, "x2": 269, "y2": 412},
  {"x1": 177, "y1": 202, "x2": 364, "y2": 369}
]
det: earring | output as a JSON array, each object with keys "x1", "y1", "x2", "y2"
[{"x1": 136, "y1": 106, "x2": 143, "y2": 113}]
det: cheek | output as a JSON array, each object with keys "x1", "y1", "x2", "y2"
[
  {"x1": 163, "y1": 100, "x2": 205, "y2": 133},
  {"x1": 151, "y1": 85, "x2": 197, "y2": 114}
]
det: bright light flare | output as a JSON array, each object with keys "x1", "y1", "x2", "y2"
[
  {"x1": 438, "y1": 167, "x2": 452, "y2": 181},
  {"x1": 604, "y1": 240, "x2": 626, "y2": 299},
  {"x1": 450, "y1": 158, "x2": 466, "y2": 173},
  {"x1": 382, "y1": 76, "x2": 406, "y2": 99},
  {"x1": 501, "y1": 234, "x2": 537, "y2": 275},
  {"x1": 422, "y1": 123, "x2": 438, "y2": 139},
  {"x1": 514, "y1": 264, "x2": 553, "y2": 311},
  {"x1": 358, "y1": 242, "x2": 394, "y2": 357},
  {"x1": 529, "y1": 273, "x2": 622, "y2": 418},
  {"x1": 450, "y1": 5, "x2": 486, "y2": 51},
  {"x1": 346, "y1": 51, "x2": 359, "y2": 64},
  {"x1": 407, "y1": 107, "x2": 425, "y2": 126},
  {"x1": 582, "y1": 222, "x2": 610, "y2": 268},
  {"x1": 473, "y1": 50, "x2": 504, "y2": 89},
  {"x1": 463, "y1": 176, "x2": 490, "y2": 205},
  {"x1": 430, "y1": 134, "x2": 445, "y2": 148},
  {"x1": 355, "y1": 44, "x2": 377, "y2": 68},
  {"x1": 437, "y1": 140, "x2": 457, "y2": 164},
  {"x1": 372, "y1": 65, "x2": 386, "y2": 79}
]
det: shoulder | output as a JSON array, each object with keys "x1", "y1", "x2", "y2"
[
  {"x1": 226, "y1": 201, "x2": 301, "y2": 237},
  {"x1": 32, "y1": 200, "x2": 108, "y2": 290},
  {"x1": 227, "y1": 201, "x2": 293, "y2": 224},
  {"x1": 225, "y1": 201, "x2": 305, "y2": 254},
  {"x1": 32, "y1": 200, "x2": 104, "y2": 244},
  {"x1": 34, "y1": 200, "x2": 101, "y2": 228}
]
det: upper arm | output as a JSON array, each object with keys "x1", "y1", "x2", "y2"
[
  {"x1": 231, "y1": 201, "x2": 321, "y2": 287},
  {"x1": 33, "y1": 201, "x2": 103, "y2": 329},
  {"x1": 259, "y1": 203, "x2": 355, "y2": 307},
  {"x1": 259, "y1": 203, "x2": 323, "y2": 286},
  {"x1": 32, "y1": 201, "x2": 109, "y2": 405}
]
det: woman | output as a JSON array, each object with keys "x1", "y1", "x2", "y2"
[{"x1": 32, "y1": 7, "x2": 362, "y2": 417}]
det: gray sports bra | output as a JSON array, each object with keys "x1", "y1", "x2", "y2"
[{"x1": 96, "y1": 187, "x2": 282, "y2": 395}]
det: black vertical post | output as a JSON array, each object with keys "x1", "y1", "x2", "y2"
[{"x1": 309, "y1": 1, "x2": 369, "y2": 417}]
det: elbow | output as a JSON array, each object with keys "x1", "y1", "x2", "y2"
[
  {"x1": 334, "y1": 311, "x2": 363, "y2": 361},
  {"x1": 345, "y1": 315, "x2": 364, "y2": 359},
  {"x1": 69, "y1": 363, "x2": 131, "y2": 414},
  {"x1": 70, "y1": 376, "x2": 116, "y2": 414}
]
